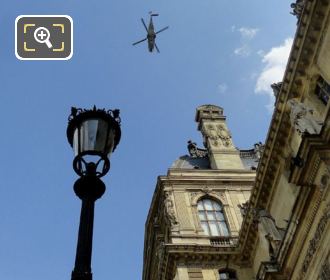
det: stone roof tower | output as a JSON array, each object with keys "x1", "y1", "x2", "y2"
[{"x1": 195, "y1": 105, "x2": 244, "y2": 170}]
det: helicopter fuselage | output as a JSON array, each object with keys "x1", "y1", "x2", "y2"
[{"x1": 147, "y1": 19, "x2": 156, "y2": 52}]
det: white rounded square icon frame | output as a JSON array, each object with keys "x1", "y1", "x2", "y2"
[{"x1": 15, "y1": 15, "x2": 73, "y2": 61}]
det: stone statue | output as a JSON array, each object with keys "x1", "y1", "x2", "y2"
[
  {"x1": 271, "y1": 82, "x2": 283, "y2": 99},
  {"x1": 254, "y1": 142, "x2": 264, "y2": 160},
  {"x1": 164, "y1": 192, "x2": 178, "y2": 226},
  {"x1": 238, "y1": 201, "x2": 250, "y2": 218},
  {"x1": 187, "y1": 140, "x2": 208, "y2": 158},
  {"x1": 290, "y1": 0, "x2": 305, "y2": 19},
  {"x1": 257, "y1": 210, "x2": 284, "y2": 261},
  {"x1": 288, "y1": 99, "x2": 323, "y2": 135}
]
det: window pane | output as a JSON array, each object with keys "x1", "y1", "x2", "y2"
[
  {"x1": 219, "y1": 222, "x2": 229, "y2": 236},
  {"x1": 215, "y1": 211, "x2": 224, "y2": 221},
  {"x1": 209, "y1": 221, "x2": 220, "y2": 236},
  {"x1": 197, "y1": 202, "x2": 204, "y2": 210},
  {"x1": 219, "y1": 273, "x2": 228, "y2": 280},
  {"x1": 201, "y1": 222, "x2": 210, "y2": 235},
  {"x1": 198, "y1": 212, "x2": 206, "y2": 221},
  {"x1": 213, "y1": 201, "x2": 222, "y2": 210},
  {"x1": 207, "y1": 211, "x2": 216, "y2": 220},
  {"x1": 204, "y1": 199, "x2": 213, "y2": 210}
]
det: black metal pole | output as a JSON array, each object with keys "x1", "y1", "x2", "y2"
[
  {"x1": 71, "y1": 166, "x2": 106, "y2": 280},
  {"x1": 71, "y1": 198, "x2": 95, "y2": 280}
]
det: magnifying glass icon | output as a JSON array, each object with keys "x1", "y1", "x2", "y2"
[{"x1": 34, "y1": 27, "x2": 53, "y2": 49}]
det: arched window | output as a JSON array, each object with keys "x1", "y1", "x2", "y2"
[
  {"x1": 219, "y1": 269, "x2": 237, "y2": 280},
  {"x1": 197, "y1": 198, "x2": 229, "y2": 236}
]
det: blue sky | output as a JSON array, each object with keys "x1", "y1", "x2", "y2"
[{"x1": 0, "y1": 1, "x2": 296, "y2": 279}]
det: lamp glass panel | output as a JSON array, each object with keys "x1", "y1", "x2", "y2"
[
  {"x1": 73, "y1": 128, "x2": 79, "y2": 156},
  {"x1": 79, "y1": 119, "x2": 108, "y2": 154}
]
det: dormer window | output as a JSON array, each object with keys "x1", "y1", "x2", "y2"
[{"x1": 197, "y1": 198, "x2": 229, "y2": 236}]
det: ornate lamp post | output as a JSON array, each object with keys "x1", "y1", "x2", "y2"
[{"x1": 67, "y1": 106, "x2": 121, "y2": 280}]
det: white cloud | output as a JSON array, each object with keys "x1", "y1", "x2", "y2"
[
  {"x1": 234, "y1": 45, "x2": 250, "y2": 57},
  {"x1": 233, "y1": 26, "x2": 259, "y2": 57},
  {"x1": 238, "y1": 27, "x2": 259, "y2": 39},
  {"x1": 217, "y1": 83, "x2": 228, "y2": 94},
  {"x1": 255, "y1": 37, "x2": 293, "y2": 111}
]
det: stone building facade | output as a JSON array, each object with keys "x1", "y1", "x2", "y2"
[{"x1": 142, "y1": 1, "x2": 330, "y2": 279}]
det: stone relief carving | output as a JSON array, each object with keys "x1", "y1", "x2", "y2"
[
  {"x1": 201, "y1": 186, "x2": 212, "y2": 194},
  {"x1": 156, "y1": 241, "x2": 165, "y2": 273},
  {"x1": 164, "y1": 192, "x2": 178, "y2": 227},
  {"x1": 288, "y1": 99, "x2": 323, "y2": 135},
  {"x1": 203, "y1": 124, "x2": 219, "y2": 146},
  {"x1": 301, "y1": 204, "x2": 330, "y2": 276},
  {"x1": 216, "y1": 124, "x2": 232, "y2": 147},
  {"x1": 320, "y1": 258, "x2": 330, "y2": 280},
  {"x1": 187, "y1": 140, "x2": 208, "y2": 158},
  {"x1": 320, "y1": 165, "x2": 330, "y2": 194},
  {"x1": 190, "y1": 192, "x2": 200, "y2": 203}
]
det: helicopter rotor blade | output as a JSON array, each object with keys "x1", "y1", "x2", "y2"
[
  {"x1": 132, "y1": 38, "x2": 147, "y2": 46},
  {"x1": 141, "y1": 18, "x2": 148, "y2": 32},
  {"x1": 155, "y1": 43, "x2": 160, "y2": 53},
  {"x1": 155, "y1": 26, "x2": 169, "y2": 34}
]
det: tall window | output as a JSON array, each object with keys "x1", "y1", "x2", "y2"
[
  {"x1": 219, "y1": 269, "x2": 237, "y2": 280},
  {"x1": 197, "y1": 198, "x2": 229, "y2": 236}
]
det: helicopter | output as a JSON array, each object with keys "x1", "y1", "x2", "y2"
[{"x1": 132, "y1": 13, "x2": 169, "y2": 53}]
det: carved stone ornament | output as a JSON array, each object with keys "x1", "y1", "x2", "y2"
[
  {"x1": 201, "y1": 186, "x2": 212, "y2": 194},
  {"x1": 164, "y1": 192, "x2": 178, "y2": 227},
  {"x1": 190, "y1": 192, "x2": 200, "y2": 203},
  {"x1": 320, "y1": 258, "x2": 330, "y2": 280},
  {"x1": 288, "y1": 99, "x2": 323, "y2": 135},
  {"x1": 320, "y1": 165, "x2": 330, "y2": 193},
  {"x1": 216, "y1": 124, "x2": 232, "y2": 147},
  {"x1": 301, "y1": 204, "x2": 330, "y2": 276},
  {"x1": 203, "y1": 124, "x2": 219, "y2": 146},
  {"x1": 187, "y1": 140, "x2": 208, "y2": 158}
]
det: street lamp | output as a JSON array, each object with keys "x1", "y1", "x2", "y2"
[{"x1": 67, "y1": 106, "x2": 121, "y2": 280}]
